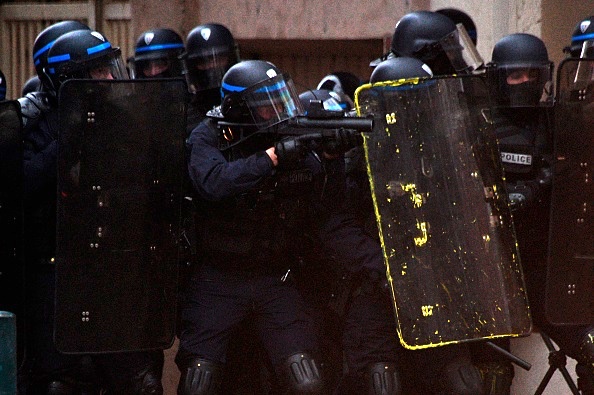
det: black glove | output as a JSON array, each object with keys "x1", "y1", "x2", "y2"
[
  {"x1": 274, "y1": 137, "x2": 306, "y2": 166},
  {"x1": 323, "y1": 128, "x2": 363, "y2": 156}
]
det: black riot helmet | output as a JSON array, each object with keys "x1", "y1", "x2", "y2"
[
  {"x1": 0, "y1": 68, "x2": 6, "y2": 101},
  {"x1": 32, "y1": 20, "x2": 90, "y2": 91},
  {"x1": 45, "y1": 30, "x2": 128, "y2": 93},
  {"x1": 220, "y1": 60, "x2": 303, "y2": 127},
  {"x1": 488, "y1": 33, "x2": 554, "y2": 107},
  {"x1": 22, "y1": 76, "x2": 41, "y2": 96},
  {"x1": 299, "y1": 89, "x2": 354, "y2": 116},
  {"x1": 376, "y1": 11, "x2": 483, "y2": 76},
  {"x1": 316, "y1": 71, "x2": 362, "y2": 102},
  {"x1": 436, "y1": 8, "x2": 477, "y2": 45},
  {"x1": 131, "y1": 28, "x2": 185, "y2": 79},
  {"x1": 565, "y1": 16, "x2": 594, "y2": 58},
  {"x1": 181, "y1": 23, "x2": 240, "y2": 93},
  {"x1": 370, "y1": 57, "x2": 433, "y2": 83}
]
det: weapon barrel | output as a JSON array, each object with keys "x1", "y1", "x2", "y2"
[{"x1": 289, "y1": 116, "x2": 373, "y2": 133}]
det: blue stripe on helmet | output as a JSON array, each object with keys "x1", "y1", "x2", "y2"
[
  {"x1": 47, "y1": 53, "x2": 71, "y2": 64},
  {"x1": 572, "y1": 32, "x2": 594, "y2": 42},
  {"x1": 33, "y1": 40, "x2": 56, "y2": 62},
  {"x1": 87, "y1": 42, "x2": 111, "y2": 55},
  {"x1": 221, "y1": 81, "x2": 247, "y2": 92},
  {"x1": 136, "y1": 43, "x2": 184, "y2": 53}
]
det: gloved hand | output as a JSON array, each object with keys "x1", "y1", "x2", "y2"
[
  {"x1": 274, "y1": 137, "x2": 306, "y2": 166},
  {"x1": 507, "y1": 181, "x2": 535, "y2": 212},
  {"x1": 323, "y1": 128, "x2": 363, "y2": 156}
]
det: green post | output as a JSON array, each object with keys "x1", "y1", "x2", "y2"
[{"x1": 0, "y1": 311, "x2": 16, "y2": 394}]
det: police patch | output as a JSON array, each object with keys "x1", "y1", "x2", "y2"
[{"x1": 500, "y1": 152, "x2": 532, "y2": 165}]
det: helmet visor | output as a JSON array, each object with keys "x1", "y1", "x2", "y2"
[
  {"x1": 578, "y1": 39, "x2": 594, "y2": 59},
  {"x1": 489, "y1": 62, "x2": 554, "y2": 107},
  {"x1": 438, "y1": 25, "x2": 484, "y2": 74},
  {"x1": 239, "y1": 74, "x2": 304, "y2": 126},
  {"x1": 135, "y1": 56, "x2": 183, "y2": 79},
  {"x1": 86, "y1": 51, "x2": 129, "y2": 80},
  {"x1": 184, "y1": 48, "x2": 234, "y2": 92}
]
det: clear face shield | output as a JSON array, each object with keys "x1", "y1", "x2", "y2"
[
  {"x1": 239, "y1": 73, "x2": 304, "y2": 127},
  {"x1": 134, "y1": 56, "x2": 183, "y2": 79},
  {"x1": 573, "y1": 40, "x2": 594, "y2": 88},
  {"x1": 490, "y1": 62, "x2": 554, "y2": 107},
  {"x1": 85, "y1": 51, "x2": 129, "y2": 80},
  {"x1": 440, "y1": 24, "x2": 485, "y2": 74},
  {"x1": 47, "y1": 48, "x2": 129, "y2": 92},
  {"x1": 184, "y1": 48, "x2": 233, "y2": 93},
  {"x1": 414, "y1": 24, "x2": 484, "y2": 75}
]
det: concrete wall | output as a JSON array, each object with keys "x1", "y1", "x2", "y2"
[
  {"x1": 129, "y1": 0, "x2": 593, "y2": 68},
  {"x1": 130, "y1": 0, "x2": 440, "y2": 42}
]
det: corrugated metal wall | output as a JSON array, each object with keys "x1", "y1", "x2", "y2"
[
  {"x1": 0, "y1": 2, "x2": 131, "y2": 100},
  {"x1": 1, "y1": 2, "x2": 382, "y2": 100}
]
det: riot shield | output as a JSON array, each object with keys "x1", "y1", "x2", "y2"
[
  {"x1": 0, "y1": 100, "x2": 24, "y2": 362},
  {"x1": 55, "y1": 79, "x2": 186, "y2": 353},
  {"x1": 545, "y1": 58, "x2": 594, "y2": 324},
  {"x1": 355, "y1": 75, "x2": 531, "y2": 349}
]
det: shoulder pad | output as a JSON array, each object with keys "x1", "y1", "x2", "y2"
[
  {"x1": 206, "y1": 106, "x2": 224, "y2": 119},
  {"x1": 18, "y1": 92, "x2": 51, "y2": 128}
]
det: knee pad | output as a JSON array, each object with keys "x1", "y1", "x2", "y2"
[
  {"x1": 439, "y1": 357, "x2": 484, "y2": 395},
  {"x1": 576, "y1": 363, "x2": 594, "y2": 395},
  {"x1": 47, "y1": 378, "x2": 100, "y2": 395},
  {"x1": 177, "y1": 358, "x2": 223, "y2": 395},
  {"x1": 366, "y1": 362, "x2": 402, "y2": 395},
  {"x1": 131, "y1": 353, "x2": 164, "y2": 395},
  {"x1": 476, "y1": 361, "x2": 514, "y2": 395},
  {"x1": 133, "y1": 370, "x2": 163, "y2": 395},
  {"x1": 281, "y1": 352, "x2": 324, "y2": 394}
]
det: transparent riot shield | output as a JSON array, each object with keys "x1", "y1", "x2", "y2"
[
  {"x1": 0, "y1": 100, "x2": 24, "y2": 363},
  {"x1": 545, "y1": 58, "x2": 594, "y2": 324},
  {"x1": 55, "y1": 79, "x2": 187, "y2": 353},
  {"x1": 355, "y1": 76, "x2": 531, "y2": 349}
]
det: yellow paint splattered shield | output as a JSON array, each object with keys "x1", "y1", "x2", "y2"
[{"x1": 355, "y1": 75, "x2": 531, "y2": 349}]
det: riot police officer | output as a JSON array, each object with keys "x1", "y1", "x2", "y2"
[
  {"x1": 20, "y1": 28, "x2": 164, "y2": 394},
  {"x1": 372, "y1": 10, "x2": 483, "y2": 76},
  {"x1": 366, "y1": 12, "x2": 490, "y2": 395},
  {"x1": 176, "y1": 59, "x2": 389, "y2": 395},
  {"x1": 565, "y1": 15, "x2": 594, "y2": 58},
  {"x1": 17, "y1": 20, "x2": 90, "y2": 132},
  {"x1": 296, "y1": 85, "x2": 407, "y2": 395},
  {"x1": 181, "y1": 23, "x2": 240, "y2": 133},
  {"x1": 130, "y1": 28, "x2": 185, "y2": 79},
  {"x1": 483, "y1": 32, "x2": 555, "y2": 395},
  {"x1": 489, "y1": 32, "x2": 594, "y2": 395}
]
